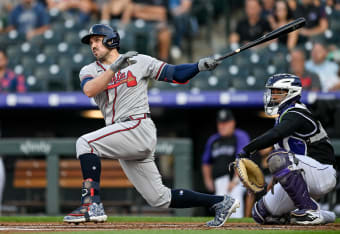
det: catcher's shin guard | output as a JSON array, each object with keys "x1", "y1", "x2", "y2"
[
  {"x1": 252, "y1": 199, "x2": 269, "y2": 224},
  {"x1": 267, "y1": 149, "x2": 318, "y2": 211},
  {"x1": 64, "y1": 179, "x2": 107, "y2": 223},
  {"x1": 252, "y1": 199, "x2": 291, "y2": 225}
]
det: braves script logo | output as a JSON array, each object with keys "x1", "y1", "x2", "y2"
[{"x1": 107, "y1": 70, "x2": 137, "y2": 89}]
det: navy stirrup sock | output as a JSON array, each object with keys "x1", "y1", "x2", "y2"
[
  {"x1": 79, "y1": 153, "x2": 101, "y2": 183},
  {"x1": 169, "y1": 189, "x2": 224, "y2": 208}
]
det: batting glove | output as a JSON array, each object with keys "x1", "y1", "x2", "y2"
[
  {"x1": 110, "y1": 51, "x2": 138, "y2": 72},
  {"x1": 198, "y1": 56, "x2": 221, "y2": 71}
]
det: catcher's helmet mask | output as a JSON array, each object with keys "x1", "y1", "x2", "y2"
[
  {"x1": 264, "y1": 73, "x2": 302, "y2": 116},
  {"x1": 81, "y1": 24, "x2": 120, "y2": 50}
]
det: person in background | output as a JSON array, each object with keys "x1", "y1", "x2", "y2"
[
  {"x1": 7, "y1": 0, "x2": 50, "y2": 40},
  {"x1": 201, "y1": 109, "x2": 250, "y2": 218},
  {"x1": 168, "y1": 0, "x2": 193, "y2": 60},
  {"x1": 290, "y1": 48, "x2": 321, "y2": 91},
  {"x1": 261, "y1": 0, "x2": 275, "y2": 19},
  {"x1": 305, "y1": 41, "x2": 340, "y2": 92},
  {"x1": 267, "y1": 0, "x2": 298, "y2": 50},
  {"x1": 100, "y1": 0, "x2": 132, "y2": 26},
  {"x1": 0, "y1": 49, "x2": 26, "y2": 93},
  {"x1": 293, "y1": 0, "x2": 328, "y2": 43},
  {"x1": 129, "y1": 0, "x2": 171, "y2": 61},
  {"x1": 46, "y1": 0, "x2": 98, "y2": 25},
  {"x1": 229, "y1": 0, "x2": 271, "y2": 46}
]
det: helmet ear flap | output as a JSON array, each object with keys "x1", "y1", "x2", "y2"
[{"x1": 102, "y1": 30, "x2": 120, "y2": 50}]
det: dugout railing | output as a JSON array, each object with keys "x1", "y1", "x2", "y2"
[{"x1": 0, "y1": 138, "x2": 193, "y2": 216}]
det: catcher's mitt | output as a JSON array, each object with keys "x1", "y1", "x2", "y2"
[{"x1": 232, "y1": 158, "x2": 265, "y2": 193}]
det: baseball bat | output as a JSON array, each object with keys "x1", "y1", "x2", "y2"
[{"x1": 216, "y1": 17, "x2": 306, "y2": 61}]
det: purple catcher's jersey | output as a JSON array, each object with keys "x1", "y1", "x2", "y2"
[{"x1": 79, "y1": 54, "x2": 166, "y2": 125}]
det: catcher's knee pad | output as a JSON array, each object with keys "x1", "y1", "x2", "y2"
[
  {"x1": 252, "y1": 199, "x2": 270, "y2": 224},
  {"x1": 267, "y1": 149, "x2": 317, "y2": 210},
  {"x1": 267, "y1": 148, "x2": 293, "y2": 179},
  {"x1": 76, "y1": 137, "x2": 93, "y2": 158}
]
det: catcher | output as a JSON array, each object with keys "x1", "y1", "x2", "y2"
[{"x1": 232, "y1": 73, "x2": 336, "y2": 225}]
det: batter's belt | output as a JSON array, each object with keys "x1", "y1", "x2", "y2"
[{"x1": 114, "y1": 113, "x2": 151, "y2": 123}]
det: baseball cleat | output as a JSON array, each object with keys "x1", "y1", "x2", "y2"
[
  {"x1": 64, "y1": 203, "x2": 107, "y2": 223},
  {"x1": 206, "y1": 196, "x2": 240, "y2": 227},
  {"x1": 290, "y1": 209, "x2": 323, "y2": 225}
]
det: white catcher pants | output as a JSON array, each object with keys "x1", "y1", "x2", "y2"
[{"x1": 263, "y1": 154, "x2": 336, "y2": 216}]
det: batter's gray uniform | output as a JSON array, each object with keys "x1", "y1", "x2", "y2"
[{"x1": 76, "y1": 54, "x2": 171, "y2": 208}]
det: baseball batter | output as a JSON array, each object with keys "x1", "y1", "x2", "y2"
[
  {"x1": 239, "y1": 74, "x2": 336, "y2": 225},
  {"x1": 63, "y1": 24, "x2": 240, "y2": 227}
]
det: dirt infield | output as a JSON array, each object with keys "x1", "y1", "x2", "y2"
[{"x1": 1, "y1": 222, "x2": 340, "y2": 232}]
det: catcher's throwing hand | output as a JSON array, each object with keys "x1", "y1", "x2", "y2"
[
  {"x1": 232, "y1": 158, "x2": 265, "y2": 193},
  {"x1": 198, "y1": 56, "x2": 221, "y2": 71},
  {"x1": 110, "y1": 51, "x2": 138, "y2": 72}
]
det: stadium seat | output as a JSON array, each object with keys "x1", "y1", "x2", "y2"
[
  {"x1": 190, "y1": 72, "x2": 229, "y2": 91},
  {"x1": 42, "y1": 45, "x2": 59, "y2": 64},
  {"x1": 125, "y1": 20, "x2": 157, "y2": 56},
  {"x1": 58, "y1": 56, "x2": 82, "y2": 91},
  {"x1": 64, "y1": 31, "x2": 81, "y2": 45},
  {"x1": 6, "y1": 46, "x2": 22, "y2": 68},
  {"x1": 47, "y1": 64, "x2": 69, "y2": 91},
  {"x1": 250, "y1": 66, "x2": 267, "y2": 80},
  {"x1": 28, "y1": 67, "x2": 51, "y2": 91},
  {"x1": 20, "y1": 42, "x2": 39, "y2": 56},
  {"x1": 5, "y1": 30, "x2": 25, "y2": 46},
  {"x1": 42, "y1": 29, "x2": 63, "y2": 45},
  {"x1": 21, "y1": 56, "x2": 38, "y2": 76}
]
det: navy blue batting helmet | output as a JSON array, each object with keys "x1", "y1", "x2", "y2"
[{"x1": 81, "y1": 24, "x2": 120, "y2": 50}]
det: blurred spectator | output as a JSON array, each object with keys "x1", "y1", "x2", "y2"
[
  {"x1": 7, "y1": 0, "x2": 50, "y2": 40},
  {"x1": 287, "y1": 0, "x2": 298, "y2": 11},
  {"x1": 261, "y1": 0, "x2": 275, "y2": 19},
  {"x1": 0, "y1": 49, "x2": 26, "y2": 93},
  {"x1": 168, "y1": 0, "x2": 195, "y2": 60},
  {"x1": 100, "y1": 0, "x2": 132, "y2": 25},
  {"x1": 46, "y1": 0, "x2": 98, "y2": 25},
  {"x1": 127, "y1": 0, "x2": 171, "y2": 61},
  {"x1": 201, "y1": 109, "x2": 250, "y2": 218},
  {"x1": 290, "y1": 48, "x2": 321, "y2": 91},
  {"x1": 229, "y1": 0, "x2": 271, "y2": 45},
  {"x1": 293, "y1": 0, "x2": 328, "y2": 42},
  {"x1": 306, "y1": 41, "x2": 340, "y2": 92},
  {"x1": 0, "y1": 0, "x2": 19, "y2": 32},
  {"x1": 267, "y1": 0, "x2": 298, "y2": 50}
]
